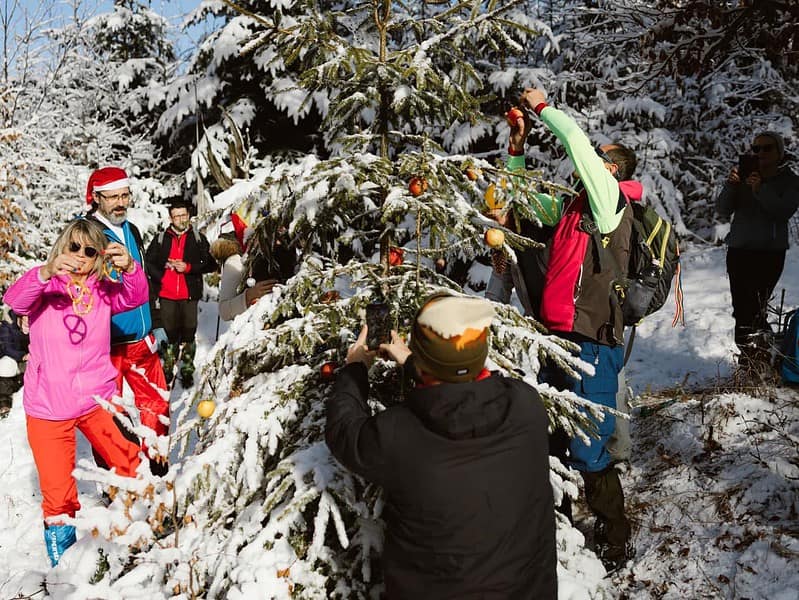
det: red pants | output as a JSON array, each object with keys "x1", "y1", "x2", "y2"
[
  {"x1": 27, "y1": 409, "x2": 141, "y2": 519},
  {"x1": 110, "y1": 336, "x2": 169, "y2": 438}
]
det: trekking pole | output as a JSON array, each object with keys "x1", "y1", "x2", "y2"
[
  {"x1": 779, "y1": 289, "x2": 786, "y2": 332},
  {"x1": 215, "y1": 314, "x2": 221, "y2": 341},
  {"x1": 168, "y1": 343, "x2": 185, "y2": 390}
]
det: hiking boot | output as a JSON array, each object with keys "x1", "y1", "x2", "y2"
[
  {"x1": 596, "y1": 540, "x2": 635, "y2": 575},
  {"x1": 44, "y1": 524, "x2": 76, "y2": 567},
  {"x1": 0, "y1": 394, "x2": 11, "y2": 419},
  {"x1": 179, "y1": 341, "x2": 196, "y2": 388},
  {"x1": 150, "y1": 457, "x2": 168, "y2": 477},
  {"x1": 180, "y1": 371, "x2": 194, "y2": 388},
  {"x1": 582, "y1": 467, "x2": 631, "y2": 550}
]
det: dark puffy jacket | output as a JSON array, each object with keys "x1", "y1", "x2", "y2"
[
  {"x1": 0, "y1": 318, "x2": 28, "y2": 361},
  {"x1": 145, "y1": 227, "x2": 216, "y2": 301},
  {"x1": 326, "y1": 362, "x2": 557, "y2": 600},
  {"x1": 715, "y1": 166, "x2": 799, "y2": 250}
]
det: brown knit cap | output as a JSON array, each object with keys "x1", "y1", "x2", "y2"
[{"x1": 409, "y1": 293, "x2": 495, "y2": 383}]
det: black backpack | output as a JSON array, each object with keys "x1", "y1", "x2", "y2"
[
  {"x1": 586, "y1": 197, "x2": 683, "y2": 327},
  {"x1": 620, "y1": 202, "x2": 681, "y2": 326}
]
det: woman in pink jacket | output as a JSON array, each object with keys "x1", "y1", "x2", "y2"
[{"x1": 3, "y1": 218, "x2": 146, "y2": 567}]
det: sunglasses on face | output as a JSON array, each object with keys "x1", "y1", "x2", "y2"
[
  {"x1": 68, "y1": 241, "x2": 99, "y2": 257},
  {"x1": 751, "y1": 144, "x2": 775, "y2": 153}
]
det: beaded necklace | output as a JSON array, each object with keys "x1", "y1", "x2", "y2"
[{"x1": 67, "y1": 276, "x2": 93, "y2": 315}]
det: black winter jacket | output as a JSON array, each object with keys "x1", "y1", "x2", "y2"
[
  {"x1": 326, "y1": 362, "x2": 557, "y2": 600},
  {"x1": 0, "y1": 319, "x2": 28, "y2": 362},
  {"x1": 145, "y1": 227, "x2": 216, "y2": 301}
]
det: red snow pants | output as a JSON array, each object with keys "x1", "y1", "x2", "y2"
[
  {"x1": 110, "y1": 335, "x2": 169, "y2": 438},
  {"x1": 26, "y1": 409, "x2": 141, "y2": 519}
]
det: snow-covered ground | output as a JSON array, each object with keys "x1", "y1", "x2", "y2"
[{"x1": 1, "y1": 242, "x2": 797, "y2": 598}]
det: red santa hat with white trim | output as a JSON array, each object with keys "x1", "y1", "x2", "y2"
[{"x1": 86, "y1": 167, "x2": 129, "y2": 205}]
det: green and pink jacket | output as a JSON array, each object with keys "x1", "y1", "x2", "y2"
[{"x1": 508, "y1": 105, "x2": 636, "y2": 346}]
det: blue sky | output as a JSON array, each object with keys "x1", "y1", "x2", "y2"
[{"x1": 12, "y1": 0, "x2": 206, "y2": 58}]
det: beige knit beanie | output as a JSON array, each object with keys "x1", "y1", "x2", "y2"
[{"x1": 409, "y1": 294, "x2": 495, "y2": 383}]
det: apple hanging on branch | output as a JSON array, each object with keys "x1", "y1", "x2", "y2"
[
  {"x1": 505, "y1": 107, "x2": 525, "y2": 129},
  {"x1": 389, "y1": 247, "x2": 405, "y2": 266}
]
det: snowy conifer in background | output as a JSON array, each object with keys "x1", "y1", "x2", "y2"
[
  {"x1": 85, "y1": 0, "x2": 176, "y2": 144},
  {"x1": 60, "y1": 0, "x2": 613, "y2": 596}
]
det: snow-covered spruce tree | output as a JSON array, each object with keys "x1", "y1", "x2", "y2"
[
  {"x1": 84, "y1": 0, "x2": 176, "y2": 150},
  {"x1": 157, "y1": 0, "x2": 562, "y2": 211},
  {"x1": 65, "y1": 1, "x2": 615, "y2": 596}
]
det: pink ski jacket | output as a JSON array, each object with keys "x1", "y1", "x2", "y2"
[{"x1": 3, "y1": 264, "x2": 148, "y2": 420}]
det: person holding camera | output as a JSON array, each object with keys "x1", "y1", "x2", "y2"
[
  {"x1": 326, "y1": 294, "x2": 557, "y2": 599},
  {"x1": 715, "y1": 132, "x2": 799, "y2": 368}
]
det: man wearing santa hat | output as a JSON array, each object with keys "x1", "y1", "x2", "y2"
[{"x1": 86, "y1": 166, "x2": 169, "y2": 476}]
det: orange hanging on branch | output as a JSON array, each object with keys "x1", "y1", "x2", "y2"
[{"x1": 197, "y1": 399, "x2": 216, "y2": 418}]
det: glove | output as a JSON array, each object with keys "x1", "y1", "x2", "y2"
[{"x1": 152, "y1": 327, "x2": 168, "y2": 347}]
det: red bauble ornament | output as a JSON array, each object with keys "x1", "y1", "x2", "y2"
[
  {"x1": 320, "y1": 361, "x2": 337, "y2": 380},
  {"x1": 389, "y1": 247, "x2": 404, "y2": 266},
  {"x1": 319, "y1": 290, "x2": 341, "y2": 304},
  {"x1": 408, "y1": 177, "x2": 427, "y2": 197}
]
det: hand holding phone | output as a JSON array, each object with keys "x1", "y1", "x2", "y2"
[
  {"x1": 365, "y1": 303, "x2": 391, "y2": 351},
  {"x1": 738, "y1": 154, "x2": 759, "y2": 180}
]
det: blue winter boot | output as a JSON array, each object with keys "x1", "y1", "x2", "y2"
[{"x1": 44, "y1": 524, "x2": 76, "y2": 567}]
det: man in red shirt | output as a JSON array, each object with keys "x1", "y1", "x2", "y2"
[{"x1": 145, "y1": 202, "x2": 216, "y2": 387}]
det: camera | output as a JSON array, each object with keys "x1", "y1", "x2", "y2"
[
  {"x1": 738, "y1": 154, "x2": 759, "y2": 179},
  {"x1": 365, "y1": 303, "x2": 391, "y2": 351}
]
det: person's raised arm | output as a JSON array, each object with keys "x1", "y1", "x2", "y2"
[{"x1": 520, "y1": 88, "x2": 621, "y2": 234}]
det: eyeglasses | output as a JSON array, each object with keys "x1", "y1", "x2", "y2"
[
  {"x1": 595, "y1": 147, "x2": 614, "y2": 164},
  {"x1": 69, "y1": 241, "x2": 99, "y2": 258},
  {"x1": 96, "y1": 191, "x2": 131, "y2": 203},
  {"x1": 751, "y1": 144, "x2": 775, "y2": 153}
]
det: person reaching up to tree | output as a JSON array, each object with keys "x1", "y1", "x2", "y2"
[
  {"x1": 715, "y1": 131, "x2": 799, "y2": 371},
  {"x1": 2, "y1": 218, "x2": 145, "y2": 567},
  {"x1": 326, "y1": 293, "x2": 557, "y2": 599},
  {"x1": 497, "y1": 87, "x2": 636, "y2": 571},
  {"x1": 86, "y1": 167, "x2": 169, "y2": 476},
  {"x1": 210, "y1": 213, "x2": 297, "y2": 321}
]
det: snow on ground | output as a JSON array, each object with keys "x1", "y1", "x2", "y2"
[{"x1": 1, "y1": 242, "x2": 798, "y2": 598}]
